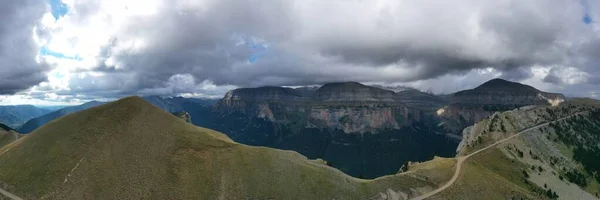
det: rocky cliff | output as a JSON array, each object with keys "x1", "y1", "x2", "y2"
[
  {"x1": 206, "y1": 82, "x2": 457, "y2": 178},
  {"x1": 214, "y1": 82, "x2": 423, "y2": 134}
]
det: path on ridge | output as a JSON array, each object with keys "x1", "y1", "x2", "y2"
[{"x1": 410, "y1": 112, "x2": 586, "y2": 200}]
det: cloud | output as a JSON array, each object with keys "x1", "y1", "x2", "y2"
[
  {"x1": 0, "y1": 0, "x2": 51, "y2": 94},
  {"x1": 2, "y1": 0, "x2": 600, "y2": 103}
]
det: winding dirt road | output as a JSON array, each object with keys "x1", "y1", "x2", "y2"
[{"x1": 410, "y1": 112, "x2": 585, "y2": 200}]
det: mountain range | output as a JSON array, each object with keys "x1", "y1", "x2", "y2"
[
  {"x1": 10, "y1": 78, "x2": 569, "y2": 180},
  {"x1": 1, "y1": 78, "x2": 599, "y2": 199},
  {"x1": 0, "y1": 105, "x2": 51, "y2": 129}
]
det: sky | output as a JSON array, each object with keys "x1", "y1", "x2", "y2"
[{"x1": 0, "y1": 0, "x2": 600, "y2": 105}]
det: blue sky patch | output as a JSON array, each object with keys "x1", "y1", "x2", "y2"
[
  {"x1": 581, "y1": 0, "x2": 593, "y2": 24},
  {"x1": 233, "y1": 34, "x2": 269, "y2": 64},
  {"x1": 40, "y1": 45, "x2": 82, "y2": 61},
  {"x1": 49, "y1": 0, "x2": 68, "y2": 20},
  {"x1": 584, "y1": 14, "x2": 593, "y2": 24}
]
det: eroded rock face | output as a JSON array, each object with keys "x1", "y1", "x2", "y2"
[
  {"x1": 307, "y1": 106, "x2": 421, "y2": 133},
  {"x1": 438, "y1": 104, "x2": 496, "y2": 132}
]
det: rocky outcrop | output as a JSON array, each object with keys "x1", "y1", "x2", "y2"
[{"x1": 172, "y1": 111, "x2": 192, "y2": 123}]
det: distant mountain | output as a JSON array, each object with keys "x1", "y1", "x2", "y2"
[
  {"x1": 372, "y1": 85, "x2": 413, "y2": 93},
  {"x1": 202, "y1": 82, "x2": 458, "y2": 178},
  {"x1": 35, "y1": 105, "x2": 69, "y2": 111},
  {"x1": 292, "y1": 86, "x2": 319, "y2": 97},
  {"x1": 370, "y1": 85, "x2": 447, "y2": 111},
  {"x1": 0, "y1": 96, "x2": 461, "y2": 199},
  {"x1": 142, "y1": 96, "x2": 217, "y2": 113},
  {"x1": 439, "y1": 78, "x2": 566, "y2": 132},
  {"x1": 17, "y1": 101, "x2": 106, "y2": 133},
  {"x1": 0, "y1": 105, "x2": 51, "y2": 129},
  {"x1": 142, "y1": 96, "x2": 217, "y2": 125},
  {"x1": 453, "y1": 78, "x2": 565, "y2": 105},
  {"x1": 17, "y1": 97, "x2": 218, "y2": 134},
  {"x1": 395, "y1": 88, "x2": 448, "y2": 111}
]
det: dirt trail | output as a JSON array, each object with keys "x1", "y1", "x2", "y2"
[
  {"x1": 0, "y1": 187, "x2": 22, "y2": 200},
  {"x1": 410, "y1": 112, "x2": 585, "y2": 200}
]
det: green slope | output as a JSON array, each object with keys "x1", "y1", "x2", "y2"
[
  {"x1": 0, "y1": 96, "x2": 453, "y2": 199},
  {"x1": 432, "y1": 99, "x2": 600, "y2": 199},
  {"x1": 0, "y1": 131, "x2": 18, "y2": 149}
]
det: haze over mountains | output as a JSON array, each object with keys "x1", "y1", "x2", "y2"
[{"x1": 0, "y1": 106, "x2": 50, "y2": 129}]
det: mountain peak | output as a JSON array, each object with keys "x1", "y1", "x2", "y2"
[
  {"x1": 114, "y1": 96, "x2": 147, "y2": 105},
  {"x1": 451, "y1": 78, "x2": 565, "y2": 107},
  {"x1": 472, "y1": 78, "x2": 539, "y2": 93}
]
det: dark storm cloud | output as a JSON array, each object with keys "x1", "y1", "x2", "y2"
[
  {"x1": 500, "y1": 67, "x2": 534, "y2": 81},
  {"x1": 543, "y1": 74, "x2": 563, "y2": 85},
  {"x1": 0, "y1": 0, "x2": 50, "y2": 94},
  {"x1": 98, "y1": 0, "x2": 584, "y2": 89},
  {"x1": 316, "y1": 1, "x2": 580, "y2": 83}
]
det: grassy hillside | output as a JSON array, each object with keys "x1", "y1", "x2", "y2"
[
  {"x1": 0, "y1": 96, "x2": 455, "y2": 199},
  {"x1": 0, "y1": 131, "x2": 18, "y2": 149},
  {"x1": 439, "y1": 99, "x2": 600, "y2": 199}
]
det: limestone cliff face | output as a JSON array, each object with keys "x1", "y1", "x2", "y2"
[
  {"x1": 438, "y1": 104, "x2": 495, "y2": 132},
  {"x1": 256, "y1": 103, "x2": 275, "y2": 121},
  {"x1": 215, "y1": 82, "x2": 423, "y2": 134},
  {"x1": 307, "y1": 105, "x2": 421, "y2": 133}
]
